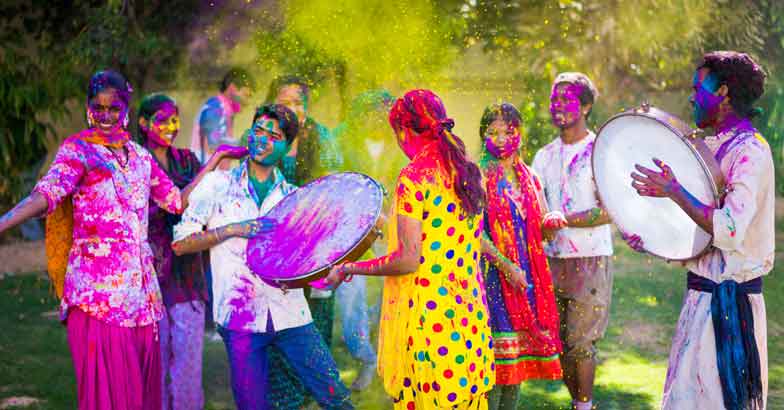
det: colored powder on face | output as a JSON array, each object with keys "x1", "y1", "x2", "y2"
[
  {"x1": 485, "y1": 131, "x2": 521, "y2": 159},
  {"x1": 275, "y1": 85, "x2": 308, "y2": 124},
  {"x1": 146, "y1": 103, "x2": 180, "y2": 147},
  {"x1": 248, "y1": 134, "x2": 268, "y2": 160},
  {"x1": 549, "y1": 83, "x2": 583, "y2": 129},
  {"x1": 692, "y1": 70, "x2": 724, "y2": 128},
  {"x1": 397, "y1": 128, "x2": 436, "y2": 160},
  {"x1": 260, "y1": 141, "x2": 288, "y2": 166},
  {"x1": 248, "y1": 118, "x2": 288, "y2": 164},
  {"x1": 87, "y1": 89, "x2": 129, "y2": 132}
]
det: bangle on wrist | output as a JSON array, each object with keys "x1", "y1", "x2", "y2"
[{"x1": 341, "y1": 263, "x2": 354, "y2": 282}]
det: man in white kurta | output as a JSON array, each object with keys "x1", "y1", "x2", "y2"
[
  {"x1": 661, "y1": 129, "x2": 773, "y2": 410},
  {"x1": 629, "y1": 51, "x2": 773, "y2": 410}
]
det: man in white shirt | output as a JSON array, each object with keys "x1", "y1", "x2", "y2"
[
  {"x1": 532, "y1": 72, "x2": 613, "y2": 410},
  {"x1": 173, "y1": 104, "x2": 353, "y2": 410},
  {"x1": 628, "y1": 51, "x2": 771, "y2": 410}
]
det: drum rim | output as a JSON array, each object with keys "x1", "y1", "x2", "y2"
[
  {"x1": 592, "y1": 104, "x2": 720, "y2": 261},
  {"x1": 246, "y1": 171, "x2": 385, "y2": 282}
]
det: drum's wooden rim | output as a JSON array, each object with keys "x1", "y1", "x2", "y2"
[
  {"x1": 592, "y1": 104, "x2": 720, "y2": 261},
  {"x1": 248, "y1": 171, "x2": 385, "y2": 284}
]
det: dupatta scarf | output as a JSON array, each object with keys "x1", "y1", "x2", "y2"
[{"x1": 484, "y1": 156, "x2": 560, "y2": 352}]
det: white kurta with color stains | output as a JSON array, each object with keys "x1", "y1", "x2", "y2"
[{"x1": 663, "y1": 130, "x2": 774, "y2": 410}]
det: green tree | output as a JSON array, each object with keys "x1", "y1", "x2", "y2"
[
  {"x1": 447, "y1": 0, "x2": 784, "y2": 189},
  {"x1": 0, "y1": 0, "x2": 201, "y2": 217}
]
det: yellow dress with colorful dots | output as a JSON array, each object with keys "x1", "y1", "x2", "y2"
[{"x1": 378, "y1": 159, "x2": 495, "y2": 410}]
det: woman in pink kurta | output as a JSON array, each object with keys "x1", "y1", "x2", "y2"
[
  {"x1": 0, "y1": 70, "x2": 182, "y2": 410},
  {"x1": 37, "y1": 126, "x2": 183, "y2": 327}
]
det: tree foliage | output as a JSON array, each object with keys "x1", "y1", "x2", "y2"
[
  {"x1": 449, "y1": 0, "x2": 784, "y2": 184},
  {"x1": 0, "y1": 0, "x2": 200, "y2": 210}
]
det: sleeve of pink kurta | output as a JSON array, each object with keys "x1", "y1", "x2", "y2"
[
  {"x1": 33, "y1": 138, "x2": 87, "y2": 214},
  {"x1": 149, "y1": 156, "x2": 183, "y2": 215},
  {"x1": 712, "y1": 135, "x2": 773, "y2": 251}
]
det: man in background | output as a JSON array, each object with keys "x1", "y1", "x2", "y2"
[{"x1": 191, "y1": 67, "x2": 254, "y2": 165}]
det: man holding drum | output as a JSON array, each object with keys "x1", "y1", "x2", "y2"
[
  {"x1": 531, "y1": 72, "x2": 613, "y2": 410},
  {"x1": 629, "y1": 51, "x2": 772, "y2": 410},
  {"x1": 172, "y1": 104, "x2": 353, "y2": 410}
]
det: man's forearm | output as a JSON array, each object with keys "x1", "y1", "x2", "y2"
[
  {"x1": 566, "y1": 207, "x2": 611, "y2": 228},
  {"x1": 173, "y1": 224, "x2": 234, "y2": 255},
  {"x1": 670, "y1": 183, "x2": 714, "y2": 233}
]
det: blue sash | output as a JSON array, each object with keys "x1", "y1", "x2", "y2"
[{"x1": 687, "y1": 272, "x2": 763, "y2": 410}]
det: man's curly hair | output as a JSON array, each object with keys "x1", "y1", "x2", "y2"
[{"x1": 698, "y1": 51, "x2": 766, "y2": 118}]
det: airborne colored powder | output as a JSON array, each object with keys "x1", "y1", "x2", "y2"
[
  {"x1": 174, "y1": 0, "x2": 728, "y2": 186},
  {"x1": 250, "y1": 0, "x2": 468, "y2": 187}
]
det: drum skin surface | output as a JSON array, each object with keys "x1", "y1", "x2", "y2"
[
  {"x1": 246, "y1": 172, "x2": 384, "y2": 287},
  {"x1": 593, "y1": 105, "x2": 721, "y2": 260}
]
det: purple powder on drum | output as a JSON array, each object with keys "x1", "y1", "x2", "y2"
[{"x1": 246, "y1": 173, "x2": 383, "y2": 284}]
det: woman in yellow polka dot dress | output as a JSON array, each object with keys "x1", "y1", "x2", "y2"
[{"x1": 327, "y1": 89, "x2": 495, "y2": 409}]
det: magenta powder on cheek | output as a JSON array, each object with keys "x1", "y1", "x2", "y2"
[
  {"x1": 692, "y1": 73, "x2": 725, "y2": 128},
  {"x1": 485, "y1": 132, "x2": 521, "y2": 159},
  {"x1": 549, "y1": 83, "x2": 583, "y2": 128},
  {"x1": 398, "y1": 129, "x2": 433, "y2": 160}
]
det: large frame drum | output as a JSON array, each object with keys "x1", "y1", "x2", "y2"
[
  {"x1": 592, "y1": 104, "x2": 723, "y2": 261},
  {"x1": 246, "y1": 172, "x2": 384, "y2": 288}
]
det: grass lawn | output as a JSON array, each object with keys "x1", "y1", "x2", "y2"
[{"x1": 1, "y1": 220, "x2": 781, "y2": 409}]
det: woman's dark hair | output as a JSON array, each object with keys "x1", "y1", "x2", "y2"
[
  {"x1": 87, "y1": 69, "x2": 132, "y2": 105},
  {"x1": 478, "y1": 103, "x2": 523, "y2": 167},
  {"x1": 389, "y1": 89, "x2": 485, "y2": 217},
  {"x1": 135, "y1": 93, "x2": 178, "y2": 145},
  {"x1": 220, "y1": 67, "x2": 254, "y2": 93},
  {"x1": 698, "y1": 51, "x2": 766, "y2": 118},
  {"x1": 252, "y1": 104, "x2": 299, "y2": 144},
  {"x1": 264, "y1": 75, "x2": 310, "y2": 105}
]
